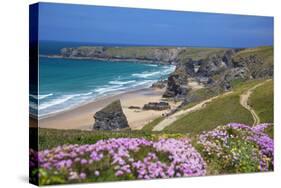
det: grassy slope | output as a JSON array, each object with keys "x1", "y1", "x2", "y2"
[
  {"x1": 233, "y1": 46, "x2": 273, "y2": 77},
  {"x1": 248, "y1": 80, "x2": 273, "y2": 123},
  {"x1": 38, "y1": 128, "x2": 154, "y2": 150},
  {"x1": 142, "y1": 87, "x2": 218, "y2": 131},
  {"x1": 37, "y1": 128, "x2": 190, "y2": 150},
  {"x1": 163, "y1": 79, "x2": 266, "y2": 133},
  {"x1": 77, "y1": 47, "x2": 227, "y2": 62},
  {"x1": 142, "y1": 116, "x2": 164, "y2": 131},
  {"x1": 232, "y1": 46, "x2": 273, "y2": 65},
  {"x1": 176, "y1": 48, "x2": 226, "y2": 61}
]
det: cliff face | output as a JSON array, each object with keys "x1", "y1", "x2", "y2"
[
  {"x1": 60, "y1": 47, "x2": 183, "y2": 64},
  {"x1": 59, "y1": 46, "x2": 273, "y2": 99},
  {"x1": 163, "y1": 46, "x2": 273, "y2": 98}
]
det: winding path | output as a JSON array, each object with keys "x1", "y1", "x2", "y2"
[
  {"x1": 239, "y1": 79, "x2": 271, "y2": 126},
  {"x1": 152, "y1": 79, "x2": 271, "y2": 131},
  {"x1": 152, "y1": 91, "x2": 233, "y2": 131}
]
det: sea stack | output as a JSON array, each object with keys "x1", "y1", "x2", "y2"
[{"x1": 93, "y1": 100, "x2": 129, "y2": 131}]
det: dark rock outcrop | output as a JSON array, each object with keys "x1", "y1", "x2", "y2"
[
  {"x1": 197, "y1": 50, "x2": 236, "y2": 77},
  {"x1": 151, "y1": 80, "x2": 167, "y2": 89},
  {"x1": 232, "y1": 55, "x2": 273, "y2": 79},
  {"x1": 128, "y1": 106, "x2": 141, "y2": 110},
  {"x1": 143, "y1": 102, "x2": 171, "y2": 111},
  {"x1": 163, "y1": 65, "x2": 189, "y2": 98},
  {"x1": 93, "y1": 100, "x2": 129, "y2": 131}
]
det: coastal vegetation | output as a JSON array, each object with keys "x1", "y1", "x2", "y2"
[
  {"x1": 248, "y1": 80, "x2": 273, "y2": 123},
  {"x1": 33, "y1": 46, "x2": 274, "y2": 185},
  {"x1": 163, "y1": 79, "x2": 271, "y2": 133},
  {"x1": 31, "y1": 123, "x2": 273, "y2": 185}
]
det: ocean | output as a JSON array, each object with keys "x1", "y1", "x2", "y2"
[{"x1": 30, "y1": 41, "x2": 175, "y2": 118}]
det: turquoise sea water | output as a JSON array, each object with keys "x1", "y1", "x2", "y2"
[{"x1": 30, "y1": 56, "x2": 175, "y2": 118}]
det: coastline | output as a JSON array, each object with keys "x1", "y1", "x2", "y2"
[
  {"x1": 38, "y1": 87, "x2": 181, "y2": 131},
  {"x1": 39, "y1": 54, "x2": 175, "y2": 65}
]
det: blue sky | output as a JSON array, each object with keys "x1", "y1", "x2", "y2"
[{"x1": 37, "y1": 2, "x2": 273, "y2": 48}]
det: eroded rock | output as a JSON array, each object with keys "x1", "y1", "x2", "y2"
[{"x1": 93, "y1": 100, "x2": 129, "y2": 131}]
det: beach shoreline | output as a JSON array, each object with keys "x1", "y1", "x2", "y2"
[{"x1": 37, "y1": 87, "x2": 180, "y2": 131}]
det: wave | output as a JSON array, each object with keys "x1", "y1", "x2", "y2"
[
  {"x1": 145, "y1": 64, "x2": 158, "y2": 67},
  {"x1": 38, "y1": 91, "x2": 93, "y2": 111},
  {"x1": 95, "y1": 79, "x2": 156, "y2": 96},
  {"x1": 36, "y1": 64, "x2": 175, "y2": 117},
  {"x1": 30, "y1": 93, "x2": 53, "y2": 100},
  {"x1": 109, "y1": 80, "x2": 136, "y2": 85},
  {"x1": 132, "y1": 71, "x2": 161, "y2": 78},
  {"x1": 94, "y1": 85, "x2": 126, "y2": 95},
  {"x1": 79, "y1": 92, "x2": 93, "y2": 96},
  {"x1": 39, "y1": 95, "x2": 77, "y2": 110},
  {"x1": 29, "y1": 101, "x2": 38, "y2": 110},
  {"x1": 131, "y1": 80, "x2": 157, "y2": 87},
  {"x1": 162, "y1": 65, "x2": 176, "y2": 74},
  {"x1": 132, "y1": 65, "x2": 175, "y2": 79}
]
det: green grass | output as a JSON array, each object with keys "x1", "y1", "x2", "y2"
[
  {"x1": 163, "y1": 79, "x2": 274, "y2": 133},
  {"x1": 232, "y1": 46, "x2": 273, "y2": 66},
  {"x1": 37, "y1": 128, "x2": 156, "y2": 150},
  {"x1": 142, "y1": 116, "x2": 164, "y2": 131},
  {"x1": 248, "y1": 80, "x2": 273, "y2": 123},
  {"x1": 141, "y1": 87, "x2": 217, "y2": 131},
  {"x1": 141, "y1": 79, "x2": 267, "y2": 133},
  {"x1": 36, "y1": 127, "x2": 192, "y2": 150},
  {"x1": 163, "y1": 79, "x2": 270, "y2": 133},
  {"x1": 231, "y1": 79, "x2": 265, "y2": 92},
  {"x1": 232, "y1": 46, "x2": 273, "y2": 78},
  {"x1": 164, "y1": 93, "x2": 253, "y2": 134},
  {"x1": 177, "y1": 48, "x2": 226, "y2": 61}
]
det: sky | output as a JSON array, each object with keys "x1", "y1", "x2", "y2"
[{"x1": 37, "y1": 2, "x2": 273, "y2": 48}]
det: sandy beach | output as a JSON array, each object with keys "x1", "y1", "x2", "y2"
[{"x1": 38, "y1": 87, "x2": 180, "y2": 130}]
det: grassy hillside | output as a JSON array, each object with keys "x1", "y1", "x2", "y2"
[
  {"x1": 176, "y1": 48, "x2": 226, "y2": 61},
  {"x1": 249, "y1": 80, "x2": 273, "y2": 123},
  {"x1": 232, "y1": 46, "x2": 273, "y2": 65},
  {"x1": 164, "y1": 94, "x2": 253, "y2": 133},
  {"x1": 38, "y1": 128, "x2": 154, "y2": 150},
  {"x1": 163, "y1": 79, "x2": 268, "y2": 133},
  {"x1": 142, "y1": 116, "x2": 164, "y2": 131},
  {"x1": 232, "y1": 46, "x2": 273, "y2": 78}
]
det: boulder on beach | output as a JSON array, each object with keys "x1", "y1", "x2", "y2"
[
  {"x1": 93, "y1": 100, "x2": 129, "y2": 131},
  {"x1": 128, "y1": 106, "x2": 141, "y2": 110},
  {"x1": 143, "y1": 102, "x2": 171, "y2": 111}
]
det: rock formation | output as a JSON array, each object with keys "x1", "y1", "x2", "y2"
[
  {"x1": 57, "y1": 46, "x2": 273, "y2": 102},
  {"x1": 163, "y1": 65, "x2": 189, "y2": 98},
  {"x1": 143, "y1": 102, "x2": 171, "y2": 111},
  {"x1": 128, "y1": 106, "x2": 141, "y2": 110},
  {"x1": 93, "y1": 100, "x2": 129, "y2": 131},
  {"x1": 60, "y1": 47, "x2": 183, "y2": 64},
  {"x1": 151, "y1": 80, "x2": 167, "y2": 89}
]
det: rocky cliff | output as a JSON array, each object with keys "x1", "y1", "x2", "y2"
[
  {"x1": 58, "y1": 46, "x2": 273, "y2": 100},
  {"x1": 162, "y1": 46, "x2": 273, "y2": 98},
  {"x1": 60, "y1": 47, "x2": 183, "y2": 64}
]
